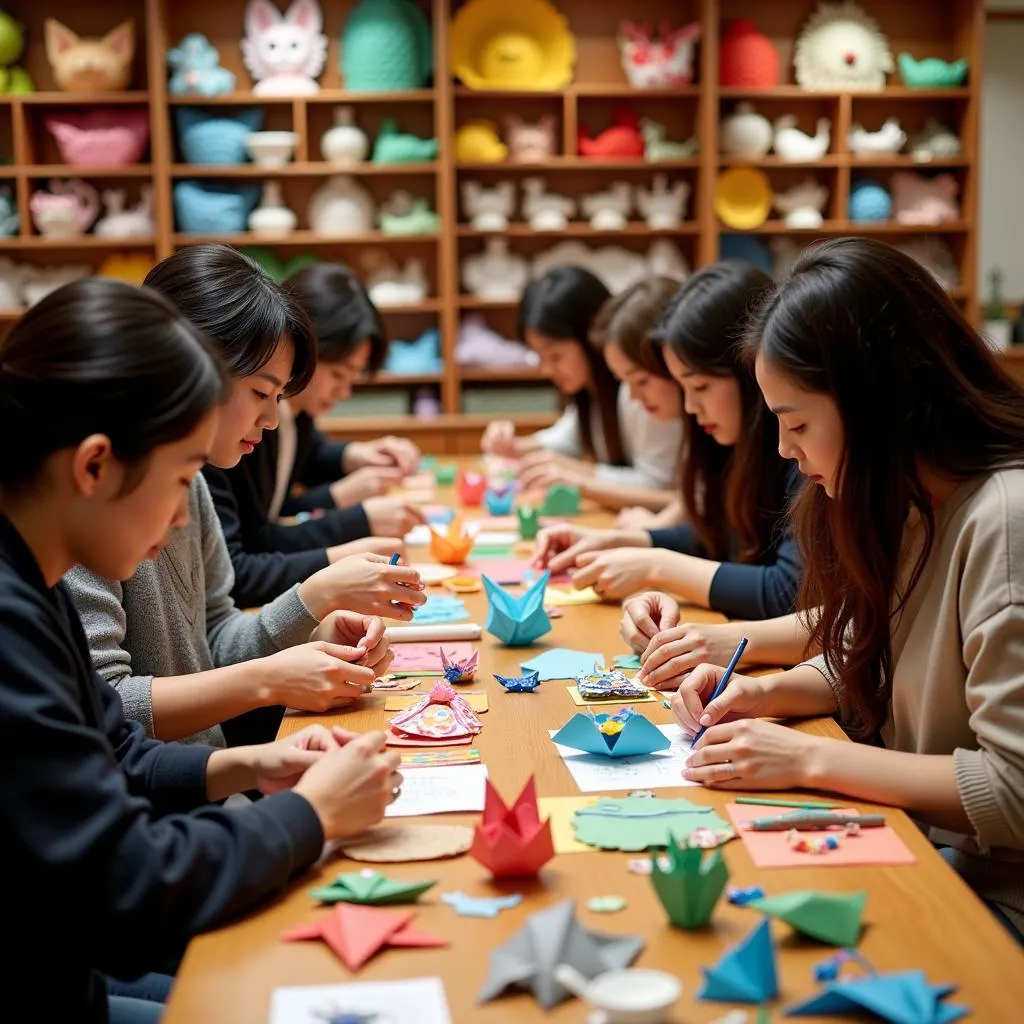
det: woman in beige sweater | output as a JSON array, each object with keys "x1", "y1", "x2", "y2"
[{"x1": 671, "y1": 238, "x2": 1024, "y2": 941}]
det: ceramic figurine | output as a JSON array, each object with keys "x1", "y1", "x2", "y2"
[
  {"x1": 340, "y1": 0, "x2": 433, "y2": 93},
  {"x1": 385, "y1": 328, "x2": 442, "y2": 374},
  {"x1": 531, "y1": 241, "x2": 645, "y2": 295},
  {"x1": 364, "y1": 256, "x2": 428, "y2": 306},
  {"x1": 45, "y1": 18, "x2": 134, "y2": 92},
  {"x1": 719, "y1": 103, "x2": 772, "y2": 159},
  {"x1": 307, "y1": 175, "x2": 375, "y2": 236},
  {"x1": 636, "y1": 175, "x2": 690, "y2": 230},
  {"x1": 794, "y1": 1, "x2": 893, "y2": 91},
  {"x1": 898, "y1": 52, "x2": 968, "y2": 88},
  {"x1": 94, "y1": 185, "x2": 155, "y2": 238},
  {"x1": 30, "y1": 179, "x2": 99, "y2": 238},
  {"x1": 0, "y1": 10, "x2": 34, "y2": 94},
  {"x1": 244, "y1": 130, "x2": 299, "y2": 168},
  {"x1": 848, "y1": 179, "x2": 892, "y2": 222},
  {"x1": 242, "y1": 0, "x2": 327, "y2": 96},
  {"x1": 21, "y1": 264, "x2": 90, "y2": 307},
  {"x1": 167, "y1": 33, "x2": 236, "y2": 96},
  {"x1": 413, "y1": 386, "x2": 441, "y2": 418},
  {"x1": 378, "y1": 191, "x2": 439, "y2": 235},
  {"x1": 461, "y1": 180, "x2": 515, "y2": 231},
  {"x1": 773, "y1": 116, "x2": 830, "y2": 161},
  {"x1": 320, "y1": 106, "x2": 369, "y2": 165},
  {"x1": 456, "y1": 315, "x2": 537, "y2": 367},
  {"x1": 720, "y1": 18, "x2": 779, "y2": 87},
  {"x1": 173, "y1": 181, "x2": 261, "y2": 233},
  {"x1": 455, "y1": 120, "x2": 507, "y2": 163},
  {"x1": 521, "y1": 177, "x2": 576, "y2": 231},
  {"x1": 581, "y1": 183, "x2": 632, "y2": 231},
  {"x1": 848, "y1": 118, "x2": 905, "y2": 156},
  {"x1": 248, "y1": 181, "x2": 297, "y2": 237},
  {"x1": 45, "y1": 109, "x2": 150, "y2": 168},
  {"x1": 463, "y1": 238, "x2": 529, "y2": 301},
  {"x1": 618, "y1": 21, "x2": 701, "y2": 87},
  {"x1": 372, "y1": 119, "x2": 439, "y2": 164},
  {"x1": 895, "y1": 236, "x2": 959, "y2": 291},
  {"x1": 908, "y1": 119, "x2": 961, "y2": 162},
  {"x1": 96, "y1": 253, "x2": 155, "y2": 285},
  {"x1": 640, "y1": 120, "x2": 698, "y2": 162},
  {"x1": 0, "y1": 185, "x2": 18, "y2": 236},
  {"x1": 646, "y1": 239, "x2": 690, "y2": 282},
  {"x1": 774, "y1": 178, "x2": 828, "y2": 228},
  {"x1": 578, "y1": 110, "x2": 644, "y2": 159},
  {"x1": 175, "y1": 107, "x2": 264, "y2": 166},
  {"x1": 890, "y1": 171, "x2": 959, "y2": 226},
  {"x1": 505, "y1": 115, "x2": 557, "y2": 163}
]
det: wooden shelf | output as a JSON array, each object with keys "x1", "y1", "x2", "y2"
[
  {"x1": 722, "y1": 220, "x2": 972, "y2": 235},
  {"x1": 376, "y1": 300, "x2": 442, "y2": 314},
  {"x1": 169, "y1": 162, "x2": 437, "y2": 177},
  {"x1": 363, "y1": 372, "x2": 442, "y2": 386},
  {"x1": 719, "y1": 86, "x2": 970, "y2": 100},
  {"x1": 454, "y1": 84, "x2": 700, "y2": 99},
  {"x1": 2, "y1": 91, "x2": 151, "y2": 105},
  {"x1": 0, "y1": 236, "x2": 156, "y2": 249},
  {"x1": 456, "y1": 157, "x2": 700, "y2": 171},
  {"x1": 458, "y1": 366, "x2": 546, "y2": 382},
  {"x1": 457, "y1": 221, "x2": 700, "y2": 238},
  {"x1": 0, "y1": 168, "x2": 17, "y2": 178},
  {"x1": 717, "y1": 155, "x2": 845, "y2": 168},
  {"x1": 167, "y1": 89, "x2": 435, "y2": 105},
  {"x1": 457, "y1": 297, "x2": 519, "y2": 310},
  {"x1": 28, "y1": 165, "x2": 154, "y2": 178},
  {"x1": 171, "y1": 230, "x2": 440, "y2": 246},
  {"x1": 849, "y1": 156, "x2": 970, "y2": 168}
]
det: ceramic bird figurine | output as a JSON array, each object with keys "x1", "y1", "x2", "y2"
[{"x1": 773, "y1": 116, "x2": 830, "y2": 161}]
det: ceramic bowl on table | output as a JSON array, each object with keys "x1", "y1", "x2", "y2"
[{"x1": 244, "y1": 131, "x2": 299, "y2": 169}]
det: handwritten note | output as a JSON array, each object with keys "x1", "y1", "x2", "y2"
[
  {"x1": 270, "y1": 978, "x2": 452, "y2": 1024},
  {"x1": 385, "y1": 764, "x2": 489, "y2": 818}
]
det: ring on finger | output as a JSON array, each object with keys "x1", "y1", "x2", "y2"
[{"x1": 391, "y1": 786, "x2": 402, "y2": 801}]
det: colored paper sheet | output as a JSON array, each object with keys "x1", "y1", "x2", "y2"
[
  {"x1": 725, "y1": 803, "x2": 916, "y2": 868},
  {"x1": 521, "y1": 648, "x2": 606, "y2": 681},
  {"x1": 385, "y1": 764, "x2": 489, "y2": 818},
  {"x1": 269, "y1": 977, "x2": 453, "y2": 1024},
  {"x1": 411, "y1": 595, "x2": 471, "y2": 625},
  {"x1": 468, "y1": 559, "x2": 570, "y2": 586},
  {"x1": 567, "y1": 685, "x2": 657, "y2": 706},
  {"x1": 535, "y1": 796, "x2": 601, "y2": 854},
  {"x1": 389, "y1": 642, "x2": 476, "y2": 674},
  {"x1": 401, "y1": 748, "x2": 482, "y2": 768},
  {"x1": 614, "y1": 653, "x2": 643, "y2": 670},
  {"x1": 545, "y1": 586, "x2": 602, "y2": 606},
  {"x1": 385, "y1": 692, "x2": 489, "y2": 713}
]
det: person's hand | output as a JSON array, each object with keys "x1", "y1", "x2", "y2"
[
  {"x1": 344, "y1": 437, "x2": 421, "y2": 475},
  {"x1": 517, "y1": 450, "x2": 592, "y2": 492},
  {"x1": 248, "y1": 724, "x2": 342, "y2": 795},
  {"x1": 363, "y1": 497, "x2": 427, "y2": 539},
  {"x1": 534, "y1": 525, "x2": 649, "y2": 574},
  {"x1": 327, "y1": 536, "x2": 405, "y2": 564},
  {"x1": 683, "y1": 718, "x2": 825, "y2": 790},
  {"x1": 638, "y1": 621, "x2": 747, "y2": 691},
  {"x1": 619, "y1": 591, "x2": 681, "y2": 652},
  {"x1": 533, "y1": 524, "x2": 593, "y2": 570},
  {"x1": 329, "y1": 466, "x2": 405, "y2": 508},
  {"x1": 313, "y1": 611, "x2": 392, "y2": 676},
  {"x1": 571, "y1": 548, "x2": 661, "y2": 600},
  {"x1": 615, "y1": 506, "x2": 662, "y2": 529},
  {"x1": 302, "y1": 553, "x2": 426, "y2": 620},
  {"x1": 669, "y1": 663, "x2": 772, "y2": 735},
  {"x1": 481, "y1": 419, "x2": 518, "y2": 456},
  {"x1": 257, "y1": 641, "x2": 378, "y2": 713},
  {"x1": 294, "y1": 728, "x2": 403, "y2": 840}
]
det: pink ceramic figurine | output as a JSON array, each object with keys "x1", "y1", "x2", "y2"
[
  {"x1": 45, "y1": 109, "x2": 150, "y2": 167},
  {"x1": 890, "y1": 172, "x2": 960, "y2": 226},
  {"x1": 241, "y1": 0, "x2": 327, "y2": 96},
  {"x1": 29, "y1": 179, "x2": 99, "y2": 239}
]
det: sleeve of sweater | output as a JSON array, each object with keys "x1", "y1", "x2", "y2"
[
  {"x1": 531, "y1": 406, "x2": 583, "y2": 458},
  {"x1": 256, "y1": 506, "x2": 371, "y2": 553},
  {"x1": 594, "y1": 388, "x2": 682, "y2": 489},
  {"x1": 0, "y1": 596, "x2": 323, "y2": 978},
  {"x1": 648, "y1": 523, "x2": 700, "y2": 554},
  {"x1": 300, "y1": 428, "x2": 350, "y2": 486},
  {"x1": 281, "y1": 483, "x2": 335, "y2": 515}
]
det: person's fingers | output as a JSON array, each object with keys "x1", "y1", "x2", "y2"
[
  {"x1": 316, "y1": 641, "x2": 366, "y2": 661},
  {"x1": 570, "y1": 561, "x2": 600, "y2": 589},
  {"x1": 384, "y1": 603, "x2": 415, "y2": 621},
  {"x1": 669, "y1": 689, "x2": 702, "y2": 735},
  {"x1": 644, "y1": 652, "x2": 709, "y2": 691},
  {"x1": 330, "y1": 726, "x2": 362, "y2": 745},
  {"x1": 547, "y1": 542, "x2": 586, "y2": 574},
  {"x1": 385, "y1": 565, "x2": 425, "y2": 585},
  {"x1": 349, "y1": 729, "x2": 388, "y2": 755},
  {"x1": 656, "y1": 601, "x2": 681, "y2": 632},
  {"x1": 293, "y1": 724, "x2": 339, "y2": 751},
  {"x1": 641, "y1": 630, "x2": 701, "y2": 675}
]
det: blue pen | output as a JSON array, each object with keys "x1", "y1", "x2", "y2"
[
  {"x1": 389, "y1": 552, "x2": 401, "y2": 565},
  {"x1": 691, "y1": 636, "x2": 748, "y2": 745}
]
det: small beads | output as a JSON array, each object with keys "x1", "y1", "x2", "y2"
[{"x1": 786, "y1": 828, "x2": 842, "y2": 854}]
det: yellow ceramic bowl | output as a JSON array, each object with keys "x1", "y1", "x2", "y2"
[{"x1": 714, "y1": 167, "x2": 773, "y2": 230}]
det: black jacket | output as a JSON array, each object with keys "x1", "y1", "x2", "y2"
[
  {"x1": 203, "y1": 414, "x2": 370, "y2": 608},
  {"x1": 0, "y1": 514, "x2": 323, "y2": 1022}
]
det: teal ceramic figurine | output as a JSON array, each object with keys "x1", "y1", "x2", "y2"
[
  {"x1": 167, "y1": 33, "x2": 236, "y2": 96},
  {"x1": 379, "y1": 192, "x2": 440, "y2": 235},
  {"x1": 898, "y1": 52, "x2": 968, "y2": 88},
  {"x1": 0, "y1": 184, "x2": 19, "y2": 236},
  {"x1": 340, "y1": 0, "x2": 432, "y2": 92},
  {"x1": 372, "y1": 119, "x2": 439, "y2": 164}
]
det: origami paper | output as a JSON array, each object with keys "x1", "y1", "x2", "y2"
[
  {"x1": 483, "y1": 571, "x2": 551, "y2": 646},
  {"x1": 651, "y1": 841, "x2": 729, "y2": 929},
  {"x1": 614, "y1": 653, "x2": 643, "y2": 670},
  {"x1": 477, "y1": 899, "x2": 645, "y2": 1010},
  {"x1": 484, "y1": 486, "x2": 515, "y2": 516},
  {"x1": 748, "y1": 890, "x2": 867, "y2": 947},
  {"x1": 521, "y1": 648, "x2": 605, "y2": 681},
  {"x1": 441, "y1": 891, "x2": 523, "y2": 918},
  {"x1": 457, "y1": 471, "x2": 486, "y2": 506},
  {"x1": 429, "y1": 517, "x2": 474, "y2": 565},
  {"x1": 697, "y1": 917, "x2": 779, "y2": 1003},
  {"x1": 340, "y1": 824, "x2": 474, "y2": 863},
  {"x1": 389, "y1": 642, "x2": 475, "y2": 675},
  {"x1": 536, "y1": 796, "x2": 600, "y2": 854},
  {"x1": 494, "y1": 669, "x2": 541, "y2": 692},
  {"x1": 388, "y1": 681, "x2": 483, "y2": 745},
  {"x1": 540, "y1": 483, "x2": 581, "y2": 516},
  {"x1": 470, "y1": 777, "x2": 555, "y2": 878},
  {"x1": 551, "y1": 709, "x2": 671, "y2": 758},
  {"x1": 440, "y1": 648, "x2": 479, "y2": 683},
  {"x1": 411, "y1": 595, "x2": 471, "y2": 625},
  {"x1": 586, "y1": 895, "x2": 627, "y2": 913},
  {"x1": 544, "y1": 586, "x2": 602, "y2": 606},
  {"x1": 571, "y1": 795, "x2": 731, "y2": 852},
  {"x1": 309, "y1": 870, "x2": 437, "y2": 906},
  {"x1": 435, "y1": 462, "x2": 457, "y2": 485},
  {"x1": 469, "y1": 559, "x2": 568, "y2": 586},
  {"x1": 575, "y1": 668, "x2": 649, "y2": 700},
  {"x1": 567, "y1": 685, "x2": 656, "y2": 706},
  {"x1": 281, "y1": 905, "x2": 447, "y2": 970},
  {"x1": 401, "y1": 748, "x2": 481, "y2": 768},
  {"x1": 385, "y1": 692, "x2": 488, "y2": 713},
  {"x1": 785, "y1": 970, "x2": 969, "y2": 1023},
  {"x1": 518, "y1": 504, "x2": 539, "y2": 540}
]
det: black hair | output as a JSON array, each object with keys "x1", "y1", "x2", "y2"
[
  {"x1": 517, "y1": 266, "x2": 622, "y2": 464},
  {"x1": 284, "y1": 262, "x2": 388, "y2": 374},
  {"x1": 144, "y1": 243, "x2": 316, "y2": 397},
  {"x1": 0, "y1": 277, "x2": 228, "y2": 494}
]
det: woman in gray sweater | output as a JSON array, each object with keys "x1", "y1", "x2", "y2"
[
  {"x1": 65, "y1": 246, "x2": 425, "y2": 748},
  {"x1": 670, "y1": 238, "x2": 1024, "y2": 942}
]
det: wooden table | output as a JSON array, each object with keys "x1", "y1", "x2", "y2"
[{"x1": 165, "y1": 491, "x2": 1024, "y2": 1022}]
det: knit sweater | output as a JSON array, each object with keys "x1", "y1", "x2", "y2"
[
  {"x1": 64, "y1": 473, "x2": 320, "y2": 747},
  {"x1": 807, "y1": 469, "x2": 1024, "y2": 933}
]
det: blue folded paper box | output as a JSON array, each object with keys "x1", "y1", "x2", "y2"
[{"x1": 551, "y1": 707, "x2": 671, "y2": 758}]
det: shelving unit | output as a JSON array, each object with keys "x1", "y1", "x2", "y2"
[{"x1": 0, "y1": 0, "x2": 993, "y2": 446}]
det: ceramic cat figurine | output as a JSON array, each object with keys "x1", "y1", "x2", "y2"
[
  {"x1": 45, "y1": 19, "x2": 135, "y2": 93},
  {"x1": 94, "y1": 186, "x2": 155, "y2": 238},
  {"x1": 242, "y1": 0, "x2": 327, "y2": 96}
]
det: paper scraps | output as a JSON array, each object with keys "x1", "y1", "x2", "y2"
[
  {"x1": 441, "y1": 891, "x2": 523, "y2": 919},
  {"x1": 412, "y1": 595, "x2": 471, "y2": 625},
  {"x1": 586, "y1": 895, "x2": 627, "y2": 914}
]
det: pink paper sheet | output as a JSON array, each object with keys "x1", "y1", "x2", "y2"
[
  {"x1": 388, "y1": 641, "x2": 476, "y2": 673},
  {"x1": 725, "y1": 803, "x2": 917, "y2": 868},
  {"x1": 466, "y1": 559, "x2": 570, "y2": 585}
]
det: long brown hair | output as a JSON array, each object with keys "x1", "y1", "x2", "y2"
[
  {"x1": 747, "y1": 237, "x2": 1024, "y2": 737},
  {"x1": 517, "y1": 266, "x2": 622, "y2": 464},
  {"x1": 650, "y1": 261, "x2": 779, "y2": 561}
]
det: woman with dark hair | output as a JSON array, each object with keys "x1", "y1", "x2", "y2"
[
  {"x1": 481, "y1": 266, "x2": 683, "y2": 508},
  {"x1": 206, "y1": 262, "x2": 424, "y2": 608},
  {"x1": 536, "y1": 262, "x2": 803, "y2": 623},
  {"x1": 65, "y1": 245, "x2": 425, "y2": 750},
  {"x1": 674, "y1": 238, "x2": 1024, "y2": 942},
  {"x1": 0, "y1": 279, "x2": 402, "y2": 1022}
]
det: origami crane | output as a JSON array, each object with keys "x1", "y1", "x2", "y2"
[
  {"x1": 697, "y1": 916, "x2": 779, "y2": 1003},
  {"x1": 747, "y1": 890, "x2": 867, "y2": 947},
  {"x1": 551, "y1": 708, "x2": 671, "y2": 757},
  {"x1": 518, "y1": 504, "x2": 539, "y2": 540},
  {"x1": 494, "y1": 669, "x2": 541, "y2": 692},
  {"x1": 483, "y1": 570, "x2": 551, "y2": 646},
  {"x1": 309, "y1": 870, "x2": 436, "y2": 906},
  {"x1": 388, "y1": 680, "x2": 483, "y2": 746},
  {"x1": 477, "y1": 899, "x2": 644, "y2": 1010},
  {"x1": 440, "y1": 648, "x2": 479, "y2": 684},
  {"x1": 457, "y1": 471, "x2": 487, "y2": 506},
  {"x1": 281, "y1": 904, "x2": 447, "y2": 970},
  {"x1": 484, "y1": 485, "x2": 515, "y2": 516},
  {"x1": 429, "y1": 516, "x2": 474, "y2": 565},
  {"x1": 651, "y1": 840, "x2": 730, "y2": 929},
  {"x1": 470, "y1": 777, "x2": 555, "y2": 878}
]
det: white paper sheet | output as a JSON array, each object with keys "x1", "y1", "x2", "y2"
[
  {"x1": 471, "y1": 530, "x2": 520, "y2": 547},
  {"x1": 385, "y1": 763, "x2": 489, "y2": 818},
  {"x1": 548, "y1": 726, "x2": 697, "y2": 793},
  {"x1": 269, "y1": 977, "x2": 452, "y2": 1024},
  {"x1": 404, "y1": 524, "x2": 433, "y2": 546}
]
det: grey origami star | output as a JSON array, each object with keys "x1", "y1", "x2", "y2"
[{"x1": 477, "y1": 899, "x2": 645, "y2": 1010}]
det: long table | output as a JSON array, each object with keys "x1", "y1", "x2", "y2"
[{"x1": 164, "y1": 493, "x2": 1024, "y2": 1022}]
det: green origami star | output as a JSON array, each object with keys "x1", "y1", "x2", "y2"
[
  {"x1": 651, "y1": 840, "x2": 729, "y2": 929},
  {"x1": 571, "y1": 795, "x2": 731, "y2": 852},
  {"x1": 309, "y1": 870, "x2": 437, "y2": 906}
]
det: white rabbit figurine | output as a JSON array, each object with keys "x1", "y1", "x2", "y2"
[
  {"x1": 241, "y1": 0, "x2": 327, "y2": 96},
  {"x1": 581, "y1": 182, "x2": 633, "y2": 231},
  {"x1": 521, "y1": 177, "x2": 576, "y2": 232},
  {"x1": 636, "y1": 175, "x2": 690, "y2": 229},
  {"x1": 461, "y1": 181, "x2": 515, "y2": 232},
  {"x1": 94, "y1": 186, "x2": 155, "y2": 238}
]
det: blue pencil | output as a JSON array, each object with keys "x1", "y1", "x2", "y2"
[
  {"x1": 691, "y1": 636, "x2": 748, "y2": 745},
  {"x1": 389, "y1": 552, "x2": 401, "y2": 565}
]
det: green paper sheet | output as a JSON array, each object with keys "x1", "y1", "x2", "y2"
[
  {"x1": 571, "y1": 795, "x2": 730, "y2": 852},
  {"x1": 748, "y1": 889, "x2": 867, "y2": 946},
  {"x1": 613, "y1": 654, "x2": 642, "y2": 670}
]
